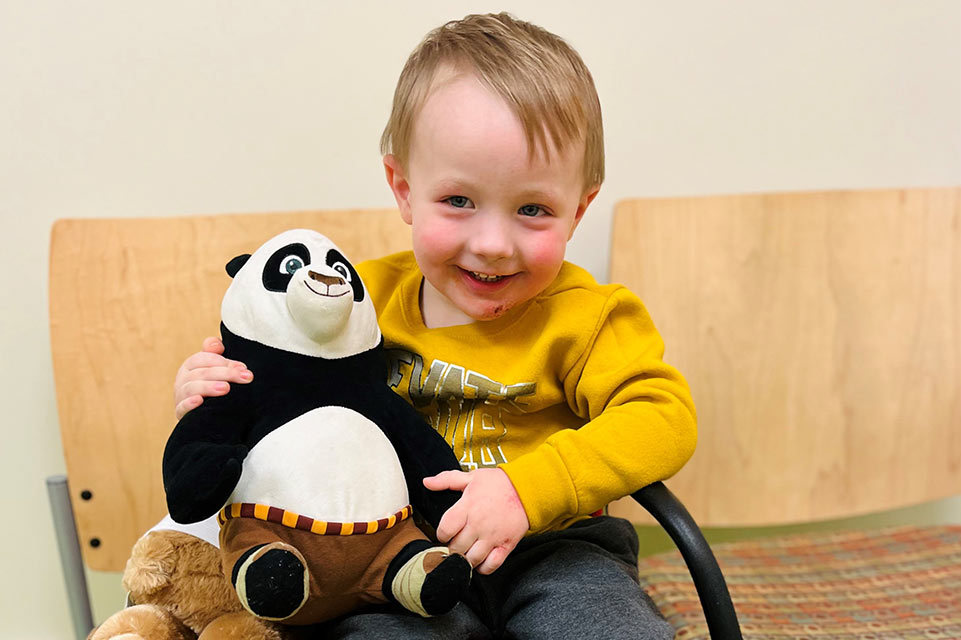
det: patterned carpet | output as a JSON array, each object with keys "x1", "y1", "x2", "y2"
[{"x1": 637, "y1": 525, "x2": 961, "y2": 639}]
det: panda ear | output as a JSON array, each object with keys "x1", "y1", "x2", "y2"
[{"x1": 225, "y1": 254, "x2": 251, "y2": 278}]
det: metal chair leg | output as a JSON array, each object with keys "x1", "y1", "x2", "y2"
[{"x1": 47, "y1": 474, "x2": 95, "y2": 640}]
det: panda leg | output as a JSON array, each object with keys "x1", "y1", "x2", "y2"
[
  {"x1": 231, "y1": 542, "x2": 309, "y2": 621},
  {"x1": 383, "y1": 540, "x2": 472, "y2": 617}
]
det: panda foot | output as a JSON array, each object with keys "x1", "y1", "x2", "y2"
[
  {"x1": 390, "y1": 547, "x2": 472, "y2": 617},
  {"x1": 232, "y1": 542, "x2": 309, "y2": 621}
]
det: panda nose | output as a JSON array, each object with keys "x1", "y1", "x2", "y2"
[{"x1": 308, "y1": 271, "x2": 345, "y2": 286}]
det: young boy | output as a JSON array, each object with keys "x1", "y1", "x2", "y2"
[{"x1": 174, "y1": 13, "x2": 695, "y2": 639}]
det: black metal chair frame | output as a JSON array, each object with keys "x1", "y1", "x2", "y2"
[{"x1": 634, "y1": 481, "x2": 742, "y2": 639}]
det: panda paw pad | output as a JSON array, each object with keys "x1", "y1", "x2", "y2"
[{"x1": 233, "y1": 542, "x2": 309, "y2": 621}]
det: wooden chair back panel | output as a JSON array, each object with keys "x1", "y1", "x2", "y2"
[
  {"x1": 49, "y1": 209, "x2": 409, "y2": 570},
  {"x1": 607, "y1": 188, "x2": 961, "y2": 527}
]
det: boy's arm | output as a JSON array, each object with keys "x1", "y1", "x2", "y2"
[{"x1": 501, "y1": 287, "x2": 697, "y2": 534}]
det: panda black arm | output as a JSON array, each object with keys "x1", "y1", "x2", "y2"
[
  {"x1": 162, "y1": 393, "x2": 252, "y2": 524},
  {"x1": 379, "y1": 391, "x2": 462, "y2": 528}
]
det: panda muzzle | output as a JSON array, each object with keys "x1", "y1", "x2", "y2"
[
  {"x1": 303, "y1": 271, "x2": 349, "y2": 298},
  {"x1": 308, "y1": 271, "x2": 345, "y2": 287}
]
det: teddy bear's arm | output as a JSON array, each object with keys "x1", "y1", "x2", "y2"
[
  {"x1": 162, "y1": 397, "x2": 252, "y2": 524},
  {"x1": 380, "y1": 392, "x2": 462, "y2": 528}
]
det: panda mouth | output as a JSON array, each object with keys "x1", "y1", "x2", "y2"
[{"x1": 303, "y1": 281, "x2": 349, "y2": 298}]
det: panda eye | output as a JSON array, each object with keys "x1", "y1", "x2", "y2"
[
  {"x1": 280, "y1": 255, "x2": 305, "y2": 275},
  {"x1": 331, "y1": 261, "x2": 352, "y2": 282}
]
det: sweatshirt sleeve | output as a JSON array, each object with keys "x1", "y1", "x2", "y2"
[{"x1": 500, "y1": 287, "x2": 697, "y2": 533}]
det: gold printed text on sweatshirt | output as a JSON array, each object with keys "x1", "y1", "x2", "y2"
[{"x1": 386, "y1": 348, "x2": 536, "y2": 471}]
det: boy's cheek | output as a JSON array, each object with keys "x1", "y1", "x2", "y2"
[
  {"x1": 413, "y1": 220, "x2": 459, "y2": 254},
  {"x1": 528, "y1": 233, "x2": 569, "y2": 266}
]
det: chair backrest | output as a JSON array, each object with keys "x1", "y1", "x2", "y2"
[
  {"x1": 49, "y1": 209, "x2": 410, "y2": 571},
  {"x1": 608, "y1": 188, "x2": 961, "y2": 527}
]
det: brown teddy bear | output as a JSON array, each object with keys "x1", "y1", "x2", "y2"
[{"x1": 88, "y1": 521, "x2": 293, "y2": 640}]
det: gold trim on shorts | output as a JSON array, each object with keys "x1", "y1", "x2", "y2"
[{"x1": 218, "y1": 502, "x2": 413, "y2": 536}]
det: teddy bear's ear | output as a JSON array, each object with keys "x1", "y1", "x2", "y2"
[
  {"x1": 122, "y1": 532, "x2": 179, "y2": 595},
  {"x1": 225, "y1": 254, "x2": 251, "y2": 278}
]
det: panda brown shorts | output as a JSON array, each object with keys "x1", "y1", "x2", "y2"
[{"x1": 219, "y1": 509, "x2": 428, "y2": 624}]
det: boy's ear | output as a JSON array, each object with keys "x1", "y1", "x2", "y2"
[
  {"x1": 569, "y1": 185, "x2": 601, "y2": 239},
  {"x1": 383, "y1": 154, "x2": 413, "y2": 225}
]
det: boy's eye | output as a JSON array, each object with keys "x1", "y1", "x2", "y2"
[
  {"x1": 518, "y1": 204, "x2": 546, "y2": 217},
  {"x1": 446, "y1": 196, "x2": 473, "y2": 208}
]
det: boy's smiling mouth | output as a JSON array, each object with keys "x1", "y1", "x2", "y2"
[
  {"x1": 469, "y1": 270, "x2": 506, "y2": 283},
  {"x1": 457, "y1": 266, "x2": 516, "y2": 287}
]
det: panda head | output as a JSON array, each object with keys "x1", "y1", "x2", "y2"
[{"x1": 221, "y1": 229, "x2": 381, "y2": 359}]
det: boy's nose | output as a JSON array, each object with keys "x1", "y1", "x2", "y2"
[{"x1": 468, "y1": 215, "x2": 514, "y2": 260}]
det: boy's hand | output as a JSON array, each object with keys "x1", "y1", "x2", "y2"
[
  {"x1": 173, "y1": 336, "x2": 252, "y2": 420},
  {"x1": 423, "y1": 468, "x2": 529, "y2": 575}
]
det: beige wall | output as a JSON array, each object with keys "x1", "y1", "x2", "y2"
[{"x1": 3, "y1": 1, "x2": 959, "y2": 637}]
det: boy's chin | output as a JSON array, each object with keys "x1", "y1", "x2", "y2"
[
  {"x1": 422, "y1": 278, "x2": 523, "y2": 326},
  {"x1": 465, "y1": 300, "x2": 516, "y2": 322},
  {"x1": 435, "y1": 300, "x2": 510, "y2": 326}
]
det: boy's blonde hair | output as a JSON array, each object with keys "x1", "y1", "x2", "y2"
[{"x1": 381, "y1": 12, "x2": 604, "y2": 191}]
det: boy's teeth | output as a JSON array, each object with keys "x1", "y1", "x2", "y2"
[{"x1": 471, "y1": 271, "x2": 503, "y2": 282}]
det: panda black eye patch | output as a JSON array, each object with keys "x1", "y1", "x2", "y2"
[
  {"x1": 263, "y1": 243, "x2": 311, "y2": 292},
  {"x1": 326, "y1": 249, "x2": 364, "y2": 302}
]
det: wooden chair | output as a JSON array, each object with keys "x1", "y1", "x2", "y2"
[
  {"x1": 47, "y1": 210, "x2": 410, "y2": 638},
  {"x1": 609, "y1": 187, "x2": 961, "y2": 639},
  {"x1": 47, "y1": 209, "x2": 740, "y2": 640}
]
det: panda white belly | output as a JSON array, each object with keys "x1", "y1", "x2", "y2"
[{"x1": 228, "y1": 406, "x2": 410, "y2": 523}]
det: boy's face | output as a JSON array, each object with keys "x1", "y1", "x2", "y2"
[{"x1": 385, "y1": 72, "x2": 599, "y2": 328}]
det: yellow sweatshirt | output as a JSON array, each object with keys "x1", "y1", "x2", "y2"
[{"x1": 357, "y1": 252, "x2": 696, "y2": 534}]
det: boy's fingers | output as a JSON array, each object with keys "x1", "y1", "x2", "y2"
[
  {"x1": 453, "y1": 533, "x2": 502, "y2": 571},
  {"x1": 464, "y1": 540, "x2": 491, "y2": 569},
  {"x1": 182, "y1": 352, "x2": 240, "y2": 372},
  {"x1": 175, "y1": 374, "x2": 248, "y2": 407},
  {"x1": 475, "y1": 546, "x2": 509, "y2": 575},
  {"x1": 446, "y1": 527, "x2": 478, "y2": 560},
  {"x1": 435, "y1": 506, "x2": 468, "y2": 544},
  {"x1": 180, "y1": 380, "x2": 230, "y2": 400},
  {"x1": 183, "y1": 365, "x2": 252, "y2": 385},
  {"x1": 201, "y1": 336, "x2": 225, "y2": 354},
  {"x1": 174, "y1": 395, "x2": 203, "y2": 421},
  {"x1": 423, "y1": 470, "x2": 471, "y2": 491}
]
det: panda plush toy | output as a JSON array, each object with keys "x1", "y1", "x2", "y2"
[{"x1": 163, "y1": 229, "x2": 471, "y2": 626}]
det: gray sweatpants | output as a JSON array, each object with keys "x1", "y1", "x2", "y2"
[{"x1": 321, "y1": 516, "x2": 674, "y2": 639}]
